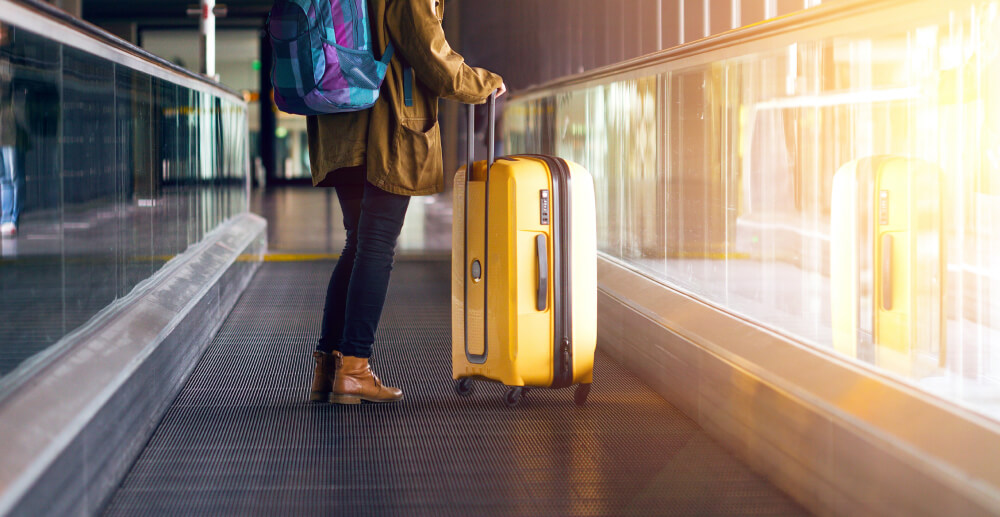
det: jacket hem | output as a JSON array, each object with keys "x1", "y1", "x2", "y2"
[
  {"x1": 367, "y1": 171, "x2": 443, "y2": 196},
  {"x1": 311, "y1": 159, "x2": 365, "y2": 187}
]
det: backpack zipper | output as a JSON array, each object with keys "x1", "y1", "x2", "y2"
[{"x1": 345, "y1": 0, "x2": 361, "y2": 49}]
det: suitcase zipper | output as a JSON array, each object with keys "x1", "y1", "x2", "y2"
[
  {"x1": 552, "y1": 158, "x2": 574, "y2": 389},
  {"x1": 523, "y1": 155, "x2": 574, "y2": 389}
]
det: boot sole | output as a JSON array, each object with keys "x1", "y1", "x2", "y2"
[
  {"x1": 330, "y1": 394, "x2": 404, "y2": 405},
  {"x1": 310, "y1": 391, "x2": 331, "y2": 402}
]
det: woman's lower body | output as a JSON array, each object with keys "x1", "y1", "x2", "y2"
[
  {"x1": 311, "y1": 178, "x2": 410, "y2": 404},
  {"x1": 0, "y1": 146, "x2": 22, "y2": 237}
]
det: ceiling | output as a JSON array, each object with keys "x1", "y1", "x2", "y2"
[{"x1": 83, "y1": 0, "x2": 274, "y2": 25}]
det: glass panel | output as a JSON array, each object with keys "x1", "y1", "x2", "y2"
[
  {"x1": 0, "y1": 23, "x2": 63, "y2": 374},
  {"x1": 158, "y1": 78, "x2": 185, "y2": 263},
  {"x1": 505, "y1": 0, "x2": 1000, "y2": 421},
  {"x1": 0, "y1": 14, "x2": 248, "y2": 385},
  {"x1": 118, "y1": 65, "x2": 155, "y2": 295},
  {"x1": 61, "y1": 46, "x2": 118, "y2": 333}
]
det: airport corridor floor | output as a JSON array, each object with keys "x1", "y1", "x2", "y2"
[{"x1": 102, "y1": 259, "x2": 809, "y2": 516}]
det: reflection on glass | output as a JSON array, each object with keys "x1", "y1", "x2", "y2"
[
  {"x1": 0, "y1": 19, "x2": 248, "y2": 382},
  {"x1": 505, "y1": 1, "x2": 1000, "y2": 420}
]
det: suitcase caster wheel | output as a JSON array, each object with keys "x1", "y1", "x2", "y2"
[
  {"x1": 455, "y1": 378, "x2": 475, "y2": 397},
  {"x1": 504, "y1": 387, "x2": 524, "y2": 407},
  {"x1": 574, "y1": 383, "x2": 591, "y2": 406}
]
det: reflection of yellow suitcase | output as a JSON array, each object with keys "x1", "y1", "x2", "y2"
[
  {"x1": 452, "y1": 96, "x2": 597, "y2": 407},
  {"x1": 831, "y1": 156, "x2": 945, "y2": 375}
]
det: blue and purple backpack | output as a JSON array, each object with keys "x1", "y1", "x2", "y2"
[{"x1": 267, "y1": 0, "x2": 394, "y2": 115}]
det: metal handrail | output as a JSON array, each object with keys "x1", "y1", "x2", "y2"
[
  {"x1": 509, "y1": 0, "x2": 913, "y2": 100},
  {"x1": 1, "y1": 0, "x2": 244, "y2": 102}
]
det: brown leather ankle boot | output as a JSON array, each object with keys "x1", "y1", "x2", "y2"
[
  {"x1": 331, "y1": 355, "x2": 403, "y2": 404},
  {"x1": 310, "y1": 350, "x2": 343, "y2": 402}
]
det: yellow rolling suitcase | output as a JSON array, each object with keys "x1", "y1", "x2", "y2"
[
  {"x1": 452, "y1": 94, "x2": 597, "y2": 407},
  {"x1": 830, "y1": 156, "x2": 945, "y2": 376}
]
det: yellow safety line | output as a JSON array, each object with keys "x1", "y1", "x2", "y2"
[
  {"x1": 262, "y1": 253, "x2": 341, "y2": 262},
  {"x1": 1, "y1": 251, "x2": 755, "y2": 266},
  {"x1": 126, "y1": 253, "x2": 342, "y2": 263}
]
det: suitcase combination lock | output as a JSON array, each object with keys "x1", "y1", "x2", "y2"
[{"x1": 470, "y1": 259, "x2": 482, "y2": 283}]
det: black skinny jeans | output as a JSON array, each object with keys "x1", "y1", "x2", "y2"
[{"x1": 317, "y1": 180, "x2": 410, "y2": 358}]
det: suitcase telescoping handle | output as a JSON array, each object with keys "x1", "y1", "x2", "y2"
[
  {"x1": 466, "y1": 91, "x2": 497, "y2": 179},
  {"x1": 461, "y1": 90, "x2": 499, "y2": 363},
  {"x1": 462, "y1": 90, "x2": 548, "y2": 314}
]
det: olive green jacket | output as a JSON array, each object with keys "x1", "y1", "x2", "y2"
[{"x1": 306, "y1": 0, "x2": 502, "y2": 195}]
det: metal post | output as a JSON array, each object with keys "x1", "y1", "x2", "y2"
[
  {"x1": 678, "y1": 0, "x2": 684, "y2": 43},
  {"x1": 656, "y1": 0, "x2": 662, "y2": 50},
  {"x1": 188, "y1": 2, "x2": 226, "y2": 78},
  {"x1": 765, "y1": 0, "x2": 777, "y2": 19},
  {"x1": 201, "y1": 0, "x2": 216, "y2": 78},
  {"x1": 703, "y1": 0, "x2": 710, "y2": 39}
]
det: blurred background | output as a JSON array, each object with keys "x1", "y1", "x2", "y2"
[
  {"x1": 65, "y1": 0, "x2": 818, "y2": 183},
  {"x1": 4, "y1": 1, "x2": 1000, "y2": 514},
  {"x1": 0, "y1": 0, "x2": 821, "y2": 384},
  {"x1": 15, "y1": 0, "x2": 993, "y2": 420},
  {"x1": 3, "y1": 0, "x2": 1000, "y2": 426}
]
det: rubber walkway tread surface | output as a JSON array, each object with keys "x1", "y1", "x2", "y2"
[{"x1": 102, "y1": 260, "x2": 809, "y2": 516}]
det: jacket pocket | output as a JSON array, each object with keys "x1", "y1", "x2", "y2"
[{"x1": 392, "y1": 118, "x2": 442, "y2": 192}]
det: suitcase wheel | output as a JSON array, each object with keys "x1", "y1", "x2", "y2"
[
  {"x1": 574, "y1": 383, "x2": 591, "y2": 406},
  {"x1": 455, "y1": 378, "x2": 475, "y2": 397},
  {"x1": 503, "y1": 386, "x2": 524, "y2": 407}
]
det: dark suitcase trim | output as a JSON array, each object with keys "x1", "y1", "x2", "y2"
[
  {"x1": 524, "y1": 155, "x2": 575, "y2": 389},
  {"x1": 462, "y1": 167, "x2": 489, "y2": 365},
  {"x1": 462, "y1": 102, "x2": 491, "y2": 365}
]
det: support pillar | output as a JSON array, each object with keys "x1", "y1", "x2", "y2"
[
  {"x1": 200, "y1": 0, "x2": 216, "y2": 77},
  {"x1": 259, "y1": 27, "x2": 277, "y2": 184}
]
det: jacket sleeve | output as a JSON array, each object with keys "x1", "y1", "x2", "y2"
[{"x1": 385, "y1": 0, "x2": 502, "y2": 104}]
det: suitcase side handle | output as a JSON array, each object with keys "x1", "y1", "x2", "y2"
[
  {"x1": 536, "y1": 234, "x2": 548, "y2": 311},
  {"x1": 881, "y1": 233, "x2": 892, "y2": 311}
]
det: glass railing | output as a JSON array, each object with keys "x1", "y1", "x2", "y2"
[
  {"x1": 505, "y1": 0, "x2": 1000, "y2": 420},
  {"x1": 0, "y1": 1, "x2": 248, "y2": 384}
]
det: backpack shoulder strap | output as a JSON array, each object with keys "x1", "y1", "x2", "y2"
[{"x1": 380, "y1": 42, "x2": 394, "y2": 65}]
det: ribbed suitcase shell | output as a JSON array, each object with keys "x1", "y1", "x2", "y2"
[{"x1": 452, "y1": 155, "x2": 597, "y2": 400}]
